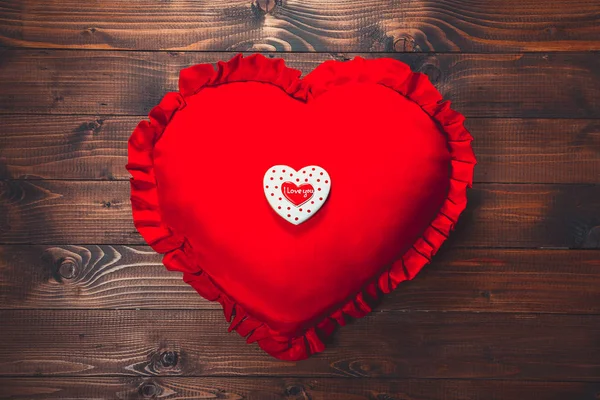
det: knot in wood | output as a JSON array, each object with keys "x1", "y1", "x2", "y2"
[
  {"x1": 420, "y1": 64, "x2": 442, "y2": 84},
  {"x1": 139, "y1": 382, "x2": 159, "y2": 398},
  {"x1": 253, "y1": 0, "x2": 280, "y2": 13},
  {"x1": 58, "y1": 257, "x2": 79, "y2": 280},
  {"x1": 393, "y1": 34, "x2": 420, "y2": 52},
  {"x1": 160, "y1": 350, "x2": 178, "y2": 368},
  {"x1": 285, "y1": 384, "x2": 306, "y2": 397}
]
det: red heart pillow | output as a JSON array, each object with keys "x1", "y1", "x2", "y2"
[{"x1": 127, "y1": 54, "x2": 476, "y2": 360}]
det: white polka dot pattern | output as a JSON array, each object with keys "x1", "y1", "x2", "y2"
[{"x1": 263, "y1": 165, "x2": 331, "y2": 225}]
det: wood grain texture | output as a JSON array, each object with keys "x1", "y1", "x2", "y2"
[
  {"x1": 2, "y1": 377, "x2": 600, "y2": 400},
  {"x1": 2, "y1": 116, "x2": 599, "y2": 184},
  {"x1": 1, "y1": 181, "x2": 599, "y2": 247},
  {"x1": 1, "y1": 0, "x2": 599, "y2": 52},
  {"x1": 0, "y1": 0, "x2": 598, "y2": 396},
  {"x1": 1, "y1": 50, "x2": 599, "y2": 118},
  {"x1": 0, "y1": 310, "x2": 599, "y2": 380},
  {"x1": 471, "y1": 119, "x2": 600, "y2": 185},
  {"x1": 1, "y1": 245, "x2": 599, "y2": 314}
]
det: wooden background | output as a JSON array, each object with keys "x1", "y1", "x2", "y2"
[{"x1": 1, "y1": 0, "x2": 599, "y2": 399}]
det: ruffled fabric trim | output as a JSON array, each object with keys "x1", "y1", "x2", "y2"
[{"x1": 126, "y1": 53, "x2": 476, "y2": 361}]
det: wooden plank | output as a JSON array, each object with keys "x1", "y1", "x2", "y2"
[
  {"x1": 1, "y1": 181, "x2": 599, "y2": 247},
  {"x1": 1, "y1": 0, "x2": 599, "y2": 52},
  {"x1": 468, "y1": 119, "x2": 600, "y2": 185},
  {"x1": 1, "y1": 245, "x2": 599, "y2": 314},
  {"x1": 0, "y1": 310, "x2": 599, "y2": 380},
  {"x1": 2, "y1": 116, "x2": 600, "y2": 184},
  {"x1": 2, "y1": 377, "x2": 599, "y2": 400},
  {"x1": 1, "y1": 50, "x2": 599, "y2": 118}
]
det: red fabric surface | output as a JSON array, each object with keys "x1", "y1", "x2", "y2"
[{"x1": 127, "y1": 53, "x2": 476, "y2": 360}]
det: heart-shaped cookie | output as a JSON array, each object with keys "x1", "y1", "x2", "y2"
[
  {"x1": 127, "y1": 54, "x2": 476, "y2": 361},
  {"x1": 263, "y1": 165, "x2": 331, "y2": 224}
]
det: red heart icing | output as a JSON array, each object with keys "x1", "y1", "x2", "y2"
[
  {"x1": 127, "y1": 54, "x2": 476, "y2": 361},
  {"x1": 281, "y1": 182, "x2": 315, "y2": 206}
]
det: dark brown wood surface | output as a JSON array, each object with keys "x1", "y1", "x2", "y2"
[
  {"x1": 2, "y1": 310, "x2": 600, "y2": 380},
  {"x1": 3, "y1": 378, "x2": 599, "y2": 400},
  {"x1": 1, "y1": 0, "x2": 599, "y2": 52},
  {"x1": 0, "y1": 1, "x2": 599, "y2": 399},
  {"x1": 1, "y1": 51, "x2": 599, "y2": 118},
  {"x1": 2, "y1": 245, "x2": 599, "y2": 313}
]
